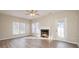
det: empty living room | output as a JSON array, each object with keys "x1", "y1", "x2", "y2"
[
  {"x1": 1, "y1": 0, "x2": 79, "y2": 59},
  {"x1": 0, "y1": 10, "x2": 79, "y2": 48}
]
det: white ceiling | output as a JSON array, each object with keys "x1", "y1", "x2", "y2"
[{"x1": 0, "y1": 10, "x2": 54, "y2": 19}]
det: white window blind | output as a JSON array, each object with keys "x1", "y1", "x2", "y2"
[
  {"x1": 13, "y1": 22, "x2": 19, "y2": 35},
  {"x1": 32, "y1": 22, "x2": 40, "y2": 34},
  {"x1": 57, "y1": 21, "x2": 64, "y2": 38},
  {"x1": 13, "y1": 22, "x2": 26, "y2": 35},
  {"x1": 19, "y1": 23, "x2": 25, "y2": 34}
]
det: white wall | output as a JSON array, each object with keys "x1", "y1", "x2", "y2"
[
  {"x1": 0, "y1": 15, "x2": 1, "y2": 38},
  {"x1": 0, "y1": 13, "x2": 30, "y2": 39},
  {"x1": 76, "y1": 12, "x2": 79, "y2": 45},
  {"x1": 32, "y1": 11, "x2": 79, "y2": 44}
]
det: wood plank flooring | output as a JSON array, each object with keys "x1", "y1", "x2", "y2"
[
  {"x1": 50, "y1": 40, "x2": 78, "y2": 48},
  {"x1": 0, "y1": 37, "x2": 78, "y2": 48}
]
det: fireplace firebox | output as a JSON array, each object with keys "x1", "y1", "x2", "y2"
[{"x1": 41, "y1": 29, "x2": 49, "y2": 38}]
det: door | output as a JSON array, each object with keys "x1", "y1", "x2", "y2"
[{"x1": 55, "y1": 18, "x2": 67, "y2": 40}]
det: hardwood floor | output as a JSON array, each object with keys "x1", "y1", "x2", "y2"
[
  {"x1": 0, "y1": 37, "x2": 78, "y2": 48},
  {"x1": 50, "y1": 40, "x2": 78, "y2": 48}
]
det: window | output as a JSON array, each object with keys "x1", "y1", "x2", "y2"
[
  {"x1": 19, "y1": 23, "x2": 25, "y2": 34},
  {"x1": 57, "y1": 21, "x2": 64, "y2": 38},
  {"x1": 32, "y1": 22, "x2": 40, "y2": 34},
  {"x1": 13, "y1": 22, "x2": 26, "y2": 35},
  {"x1": 32, "y1": 23, "x2": 36, "y2": 33},
  {"x1": 13, "y1": 22, "x2": 19, "y2": 35}
]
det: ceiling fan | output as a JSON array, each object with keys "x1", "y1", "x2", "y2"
[{"x1": 25, "y1": 10, "x2": 39, "y2": 16}]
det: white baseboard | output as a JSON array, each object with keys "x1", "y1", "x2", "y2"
[{"x1": 54, "y1": 39, "x2": 78, "y2": 45}]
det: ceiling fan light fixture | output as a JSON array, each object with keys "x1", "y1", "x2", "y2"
[
  {"x1": 26, "y1": 10, "x2": 39, "y2": 16},
  {"x1": 30, "y1": 13, "x2": 36, "y2": 16}
]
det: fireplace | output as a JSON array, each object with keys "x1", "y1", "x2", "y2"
[{"x1": 41, "y1": 29, "x2": 49, "y2": 38}]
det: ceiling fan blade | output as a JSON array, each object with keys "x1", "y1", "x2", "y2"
[
  {"x1": 26, "y1": 10, "x2": 32, "y2": 13},
  {"x1": 33, "y1": 10, "x2": 38, "y2": 13}
]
